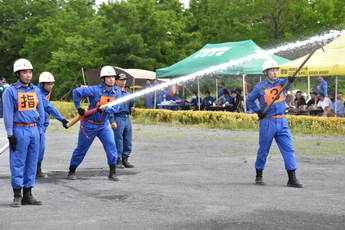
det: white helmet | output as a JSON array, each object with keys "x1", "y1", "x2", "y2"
[
  {"x1": 262, "y1": 60, "x2": 279, "y2": 72},
  {"x1": 39, "y1": 72, "x2": 55, "y2": 83},
  {"x1": 100, "y1": 66, "x2": 116, "y2": 78},
  {"x1": 13, "y1": 58, "x2": 33, "y2": 73}
]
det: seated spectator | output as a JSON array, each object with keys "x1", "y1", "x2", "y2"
[
  {"x1": 202, "y1": 91, "x2": 214, "y2": 106},
  {"x1": 294, "y1": 91, "x2": 306, "y2": 109},
  {"x1": 187, "y1": 92, "x2": 200, "y2": 106},
  {"x1": 285, "y1": 89, "x2": 295, "y2": 107},
  {"x1": 317, "y1": 93, "x2": 331, "y2": 117},
  {"x1": 306, "y1": 92, "x2": 319, "y2": 108},
  {"x1": 217, "y1": 96, "x2": 226, "y2": 106},
  {"x1": 201, "y1": 90, "x2": 214, "y2": 110},
  {"x1": 222, "y1": 89, "x2": 233, "y2": 105},
  {"x1": 231, "y1": 90, "x2": 244, "y2": 112},
  {"x1": 176, "y1": 96, "x2": 188, "y2": 110},
  {"x1": 328, "y1": 92, "x2": 345, "y2": 117}
]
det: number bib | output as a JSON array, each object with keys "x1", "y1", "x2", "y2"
[
  {"x1": 96, "y1": 96, "x2": 115, "y2": 107},
  {"x1": 17, "y1": 92, "x2": 38, "y2": 111},
  {"x1": 263, "y1": 86, "x2": 285, "y2": 104}
]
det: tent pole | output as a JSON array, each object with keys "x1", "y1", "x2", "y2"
[
  {"x1": 154, "y1": 85, "x2": 157, "y2": 109},
  {"x1": 81, "y1": 67, "x2": 90, "y2": 104},
  {"x1": 308, "y1": 76, "x2": 310, "y2": 94},
  {"x1": 215, "y1": 79, "x2": 218, "y2": 100},
  {"x1": 335, "y1": 76, "x2": 338, "y2": 117},
  {"x1": 242, "y1": 74, "x2": 246, "y2": 113},
  {"x1": 197, "y1": 78, "x2": 201, "y2": 111}
]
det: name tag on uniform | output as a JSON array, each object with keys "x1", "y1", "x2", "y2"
[
  {"x1": 264, "y1": 86, "x2": 285, "y2": 104},
  {"x1": 17, "y1": 92, "x2": 38, "y2": 111},
  {"x1": 96, "y1": 96, "x2": 115, "y2": 107}
]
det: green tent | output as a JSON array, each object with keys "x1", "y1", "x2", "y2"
[{"x1": 156, "y1": 39, "x2": 290, "y2": 78}]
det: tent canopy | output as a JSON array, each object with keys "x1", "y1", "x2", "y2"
[
  {"x1": 156, "y1": 39, "x2": 291, "y2": 78},
  {"x1": 279, "y1": 34, "x2": 345, "y2": 77}
]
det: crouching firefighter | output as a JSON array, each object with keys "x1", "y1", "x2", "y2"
[
  {"x1": 67, "y1": 66, "x2": 121, "y2": 181},
  {"x1": 3, "y1": 58, "x2": 45, "y2": 207},
  {"x1": 246, "y1": 60, "x2": 304, "y2": 188}
]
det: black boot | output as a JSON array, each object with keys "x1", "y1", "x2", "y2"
[
  {"x1": 36, "y1": 162, "x2": 48, "y2": 179},
  {"x1": 255, "y1": 169, "x2": 264, "y2": 185},
  {"x1": 287, "y1": 169, "x2": 304, "y2": 188},
  {"x1": 11, "y1": 188, "x2": 22, "y2": 208},
  {"x1": 108, "y1": 165, "x2": 119, "y2": 181},
  {"x1": 116, "y1": 157, "x2": 125, "y2": 169},
  {"x1": 67, "y1": 165, "x2": 77, "y2": 180},
  {"x1": 123, "y1": 157, "x2": 134, "y2": 168},
  {"x1": 21, "y1": 187, "x2": 42, "y2": 205}
]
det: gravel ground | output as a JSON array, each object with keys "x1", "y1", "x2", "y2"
[{"x1": 0, "y1": 119, "x2": 344, "y2": 230}]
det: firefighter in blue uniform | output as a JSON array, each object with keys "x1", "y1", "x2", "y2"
[
  {"x1": 67, "y1": 66, "x2": 121, "y2": 181},
  {"x1": 109, "y1": 73, "x2": 135, "y2": 169},
  {"x1": 37, "y1": 72, "x2": 69, "y2": 178},
  {"x1": 0, "y1": 77, "x2": 10, "y2": 118},
  {"x1": 3, "y1": 58, "x2": 45, "y2": 207},
  {"x1": 246, "y1": 60, "x2": 303, "y2": 188}
]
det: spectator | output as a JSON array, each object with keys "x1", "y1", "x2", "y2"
[
  {"x1": 317, "y1": 93, "x2": 331, "y2": 117},
  {"x1": 222, "y1": 89, "x2": 233, "y2": 105},
  {"x1": 231, "y1": 90, "x2": 244, "y2": 112},
  {"x1": 145, "y1": 79, "x2": 153, "y2": 109},
  {"x1": 306, "y1": 92, "x2": 319, "y2": 108},
  {"x1": 294, "y1": 91, "x2": 306, "y2": 109},
  {"x1": 125, "y1": 86, "x2": 130, "y2": 92},
  {"x1": 285, "y1": 89, "x2": 295, "y2": 107},
  {"x1": 328, "y1": 92, "x2": 345, "y2": 117},
  {"x1": 217, "y1": 96, "x2": 226, "y2": 106},
  {"x1": 217, "y1": 82, "x2": 230, "y2": 98},
  {"x1": 187, "y1": 92, "x2": 200, "y2": 106},
  {"x1": 315, "y1": 76, "x2": 328, "y2": 97},
  {"x1": 202, "y1": 91, "x2": 214, "y2": 106},
  {"x1": 153, "y1": 79, "x2": 165, "y2": 109},
  {"x1": 176, "y1": 96, "x2": 188, "y2": 110}
]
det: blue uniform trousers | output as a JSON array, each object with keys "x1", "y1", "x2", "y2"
[
  {"x1": 10, "y1": 125, "x2": 40, "y2": 189},
  {"x1": 0, "y1": 98, "x2": 3, "y2": 117},
  {"x1": 145, "y1": 96, "x2": 153, "y2": 109},
  {"x1": 255, "y1": 118, "x2": 297, "y2": 171},
  {"x1": 113, "y1": 115, "x2": 132, "y2": 159},
  {"x1": 70, "y1": 121, "x2": 118, "y2": 167}
]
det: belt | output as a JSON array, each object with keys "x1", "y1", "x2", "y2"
[
  {"x1": 83, "y1": 118, "x2": 104, "y2": 125},
  {"x1": 13, "y1": 122, "x2": 38, "y2": 127},
  {"x1": 266, "y1": 115, "x2": 285, "y2": 118},
  {"x1": 115, "y1": 114, "x2": 129, "y2": 118}
]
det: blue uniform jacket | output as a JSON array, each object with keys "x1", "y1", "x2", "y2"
[
  {"x1": 3, "y1": 80, "x2": 45, "y2": 135},
  {"x1": 202, "y1": 96, "x2": 215, "y2": 105},
  {"x1": 315, "y1": 80, "x2": 328, "y2": 97},
  {"x1": 109, "y1": 90, "x2": 134, "y2": 123},
  {"x1": 38, "y1": 84, "x2": 64, "y2": 129},
  {"x1": 247, "y1": 78, "x2": 290, "y2": 117},
  {"x1": 73, "y1": 84, "x2": 121, "y2": 122},
  {"x1": 218, "y1": 87, "x2": 230, "y2": 98}
]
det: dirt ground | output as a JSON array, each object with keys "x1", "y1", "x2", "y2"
[{"x1": 0, "y1": 119, "x2": 345, "y2": 230}]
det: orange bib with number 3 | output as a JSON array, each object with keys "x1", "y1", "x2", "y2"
[
  {"x1": 96, "y1": 96, "x2": 115, "y2": 107},
  {"x1": 263, "y1": 86, "x2": 285, "y2": 104},
  {"x1": 17, "y1": 92, "x2": 38, "y2": 111}
]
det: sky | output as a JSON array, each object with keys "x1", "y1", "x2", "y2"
[{"x1": 95, "y1": 0, "x2": 190, "y2": 8}]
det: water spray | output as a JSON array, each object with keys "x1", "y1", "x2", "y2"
[{"x1": 100, "y1": 30, "x2": 344, "y2": 110}]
